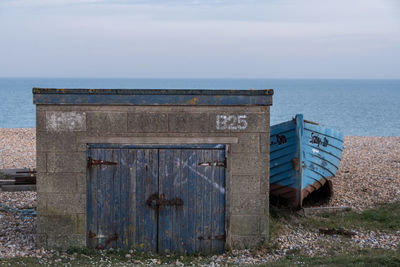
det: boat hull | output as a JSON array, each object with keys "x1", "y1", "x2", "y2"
[{"x1": 270, "y1": 115, "x2": 343, "y2": 208}]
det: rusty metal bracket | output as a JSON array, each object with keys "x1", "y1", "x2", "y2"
[
  {"x1": 88, "y1": 230, "x2": 118, "y2": 249},
  {"x1": 96, "y1": 233, "x2": 118, "y2": 249},
  {"x1": 15, "y1": 168, "x2": 36, "y2": 177},
  {"x1": 87, "y1": 157, "x2": 117, "y2": 168},
  {"x1": 291, "y1": 158, "x2": 300, "y2": 171},
  {"x1": 146, "y1": 193, "x2": 184, "y2": 208},
  {"x1": 88, "y1": 230, "x2": 96, "y2": 239},
  {"x1": 198, "y1": 159, "x2": 226, "y2": 168},
  {"x1": 88, "y1": 231, "x2": 118, "y2": 240}
]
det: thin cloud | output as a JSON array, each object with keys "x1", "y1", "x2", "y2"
[
  {"x1": 0, "y1": 0, "x2": 398, "y2": 78},
  {"x1": 2, "y1": 0, "x2": 262, "y2": 7},
  {"x1": 2, "y1": 0, "x2": 99, "y2": 6}
]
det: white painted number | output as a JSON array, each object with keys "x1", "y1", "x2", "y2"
[
  {"x1": 237, "y1": 115, "x2": 248, "y2": 129},
  {"x1": 216, "y1": 115, "x2": 248, "y2": 130}
]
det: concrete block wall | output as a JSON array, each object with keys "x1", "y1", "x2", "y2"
[{"x1": 36, "y1": 105, "x2": 270, "y2": 250}]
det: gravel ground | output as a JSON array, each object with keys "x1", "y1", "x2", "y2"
[
  {"x1": 1, "y1": 129, "x2": 398, "y2": 210},
  {"x1": 330, "y1": 136, "x2": 400, "y2": 210},
  {"x1": 275, "y1": 225, "x2": 400, "y2": 255},
  {"x1": 0, "y1": 129, "x2": 399, "y2": 264},
  {"x1": 0, "y1": 128, "x2": 35, "y2": 169},
  {"x1": 0, "y1": 192, "x2": 36, "y2": 258}
]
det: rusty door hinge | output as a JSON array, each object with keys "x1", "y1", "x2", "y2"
[
  {"x1": 88, "y1": 230, "x2": 96, "y2": 239},
  {"x1": 198, "y1": 234, "x2": 225, "y2": 240},
  {"x1": 88, "y1": 231, "x2": 118, "y2": 249},
  {"x1": 88, "y1": 231, "x2": 117, "y2": 239},
  {"x1": 87, "y1": 157, "x2": 117, "y2": 168},
  {"x1": 198, "y1": 158, "x2": 226, "y2": 168}
]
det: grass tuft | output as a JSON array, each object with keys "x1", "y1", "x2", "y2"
[
  {"x1": 296, "y1": 202, "x2": 400, "y2": 232},
  {"x1": 259, "y1": 248, "x2": 400, "y2": 267}
]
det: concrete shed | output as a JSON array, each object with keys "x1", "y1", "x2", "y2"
[{"x1": 33, "y1": 88, "x2": 273, "y2": 254}]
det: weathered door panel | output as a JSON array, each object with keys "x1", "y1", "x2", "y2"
[
  {"x1": 87, "y1": 145, "x2": 225, "y2": 254},
  {"x1": 87, "y1": 148, "x2": 158, "y2": 252},
  {"x1": 158, "y1": 149, "x2": 226, "y2": 254},
  {"x1": 213, "y1": 149, "x2": 226, "y2": 253},
  {"x1": 87, "y1": 148, "x2": 120, "y2": 249},
  {"x1": 200, "y1": 149, "x2": 226, "y2": 254},
  {"x1": 119, "y1": 149, "x2": 131, "y2": 248},
  {"x1": 134, "y1": 149, "x2": 158, "y2": 252},
  {"x1": 158, "y1": 149, "x2": 176, "y2": 254},
  {"x1": 87, "y1": 148, "x2": 99, "y2": 248}
]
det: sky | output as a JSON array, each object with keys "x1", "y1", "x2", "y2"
[{"x1": 0, "y1": 0, "x2": 399, "y2": 79}]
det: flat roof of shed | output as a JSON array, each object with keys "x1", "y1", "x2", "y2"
[{"x1": 33, "y1": 88, "x2": 273, "y2": 106}]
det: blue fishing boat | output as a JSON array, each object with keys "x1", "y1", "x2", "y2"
[{"x1": 270, "y1": 114, "x2": 344, "y2": 208}]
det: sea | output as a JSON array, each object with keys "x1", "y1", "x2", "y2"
[{"x1": 0, "y1": 78, "x2": 399, "y2": 136}]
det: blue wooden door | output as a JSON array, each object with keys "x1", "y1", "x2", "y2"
[
  {"x1": 87, "y1": 145, "x2": 226, "y2": 254},
  {"x1": 87, "y1": 148, "x2": 159, "y2": 252},
  {"x1": 158, "y1": 148, "x2": 226, "y2": 254}
]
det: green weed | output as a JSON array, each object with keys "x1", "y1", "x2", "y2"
[{"x1": 297, "y1": 202, "x2": 400, "y2": 232}]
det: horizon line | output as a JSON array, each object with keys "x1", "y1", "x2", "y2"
[{"x1": 1, "y1": 76, "x2": 400, "y2": 80}]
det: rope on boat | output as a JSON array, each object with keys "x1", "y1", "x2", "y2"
[{"x1": 0, "y1": 203, "x2": 36, "y2": 218}]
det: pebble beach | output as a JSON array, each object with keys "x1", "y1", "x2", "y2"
[{"x1": 0, "y1": 128, "x2": 399, "y2": 263}]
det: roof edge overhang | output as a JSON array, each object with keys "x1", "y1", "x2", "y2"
[{"x1": 33, "y1": 88, "x2": 273, "y2": 106}]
